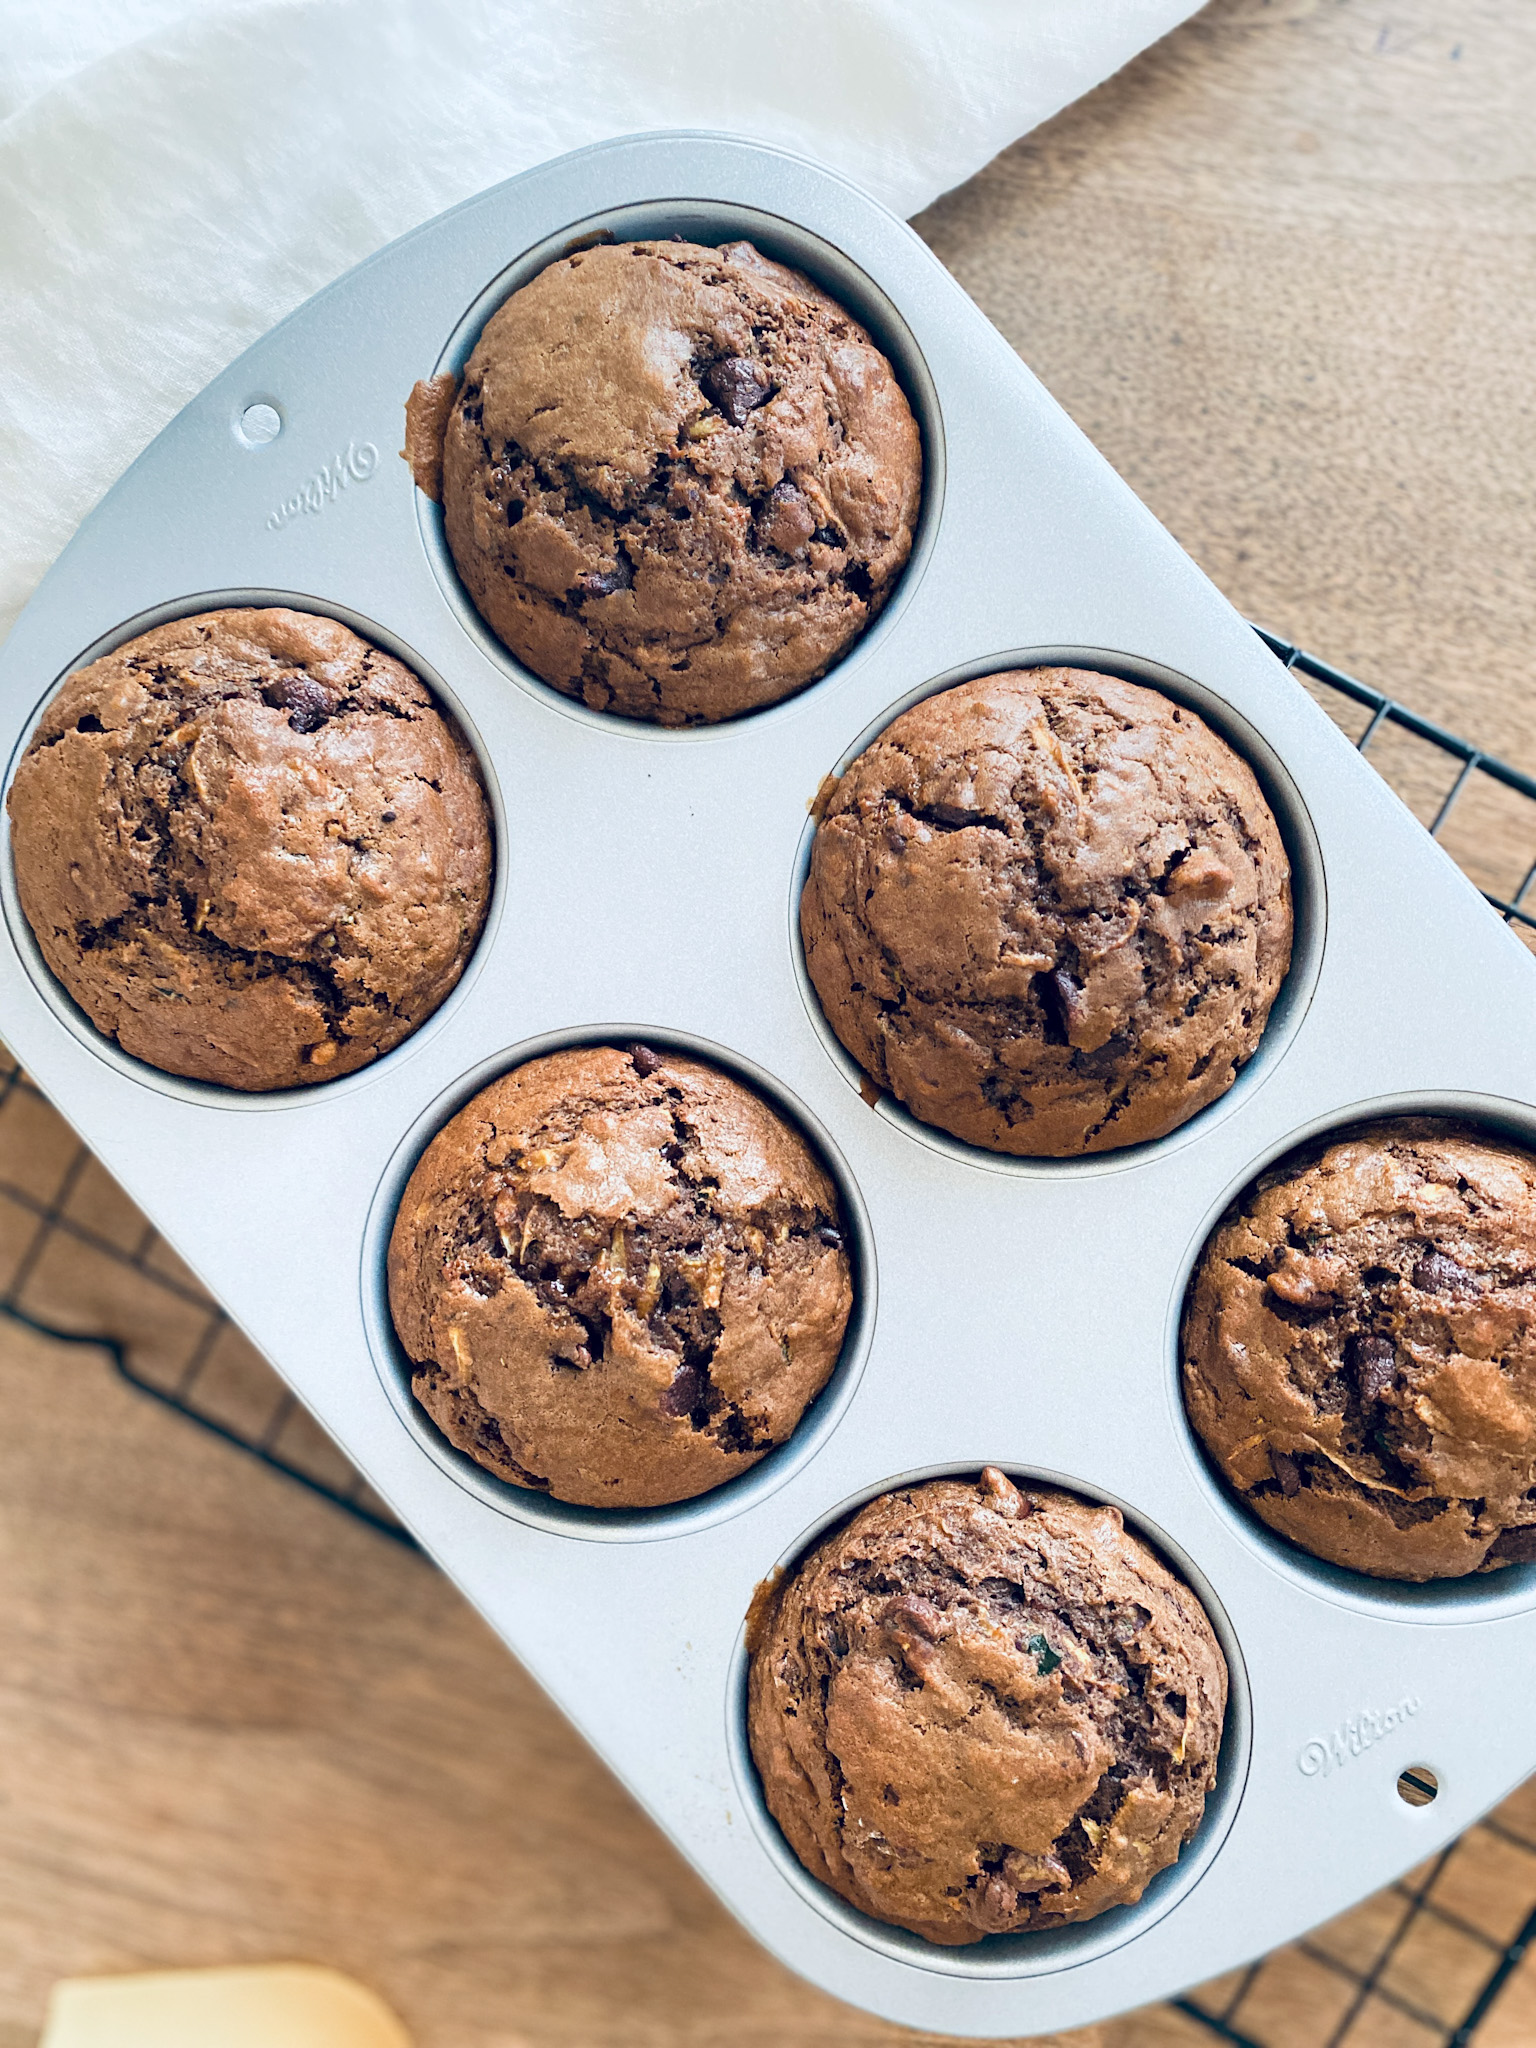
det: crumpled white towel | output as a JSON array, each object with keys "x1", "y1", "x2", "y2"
[{"x1": 0, "y1": 0, "x2": 1201, "y2": 644}]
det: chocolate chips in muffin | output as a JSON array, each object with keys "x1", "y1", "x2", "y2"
[
  {"x1": 408, "y1": 237, "x2": 922, "y2": 726},
  {"x1": 387, "y1": 1044, "x2": 854, "y2": 1507},
  {"x1": 1183, "y1": 1119, "x2": 1536, "y2": 1580},
  {"x1": 6, "y1": 608, "x2": 493, "y2": 1091},
  {"x1": 748, "y1": 1469, "x2": 1227, "y2": 1944},
  {"x1": 801, "y1": 668, "x2": 1293, "y2": 1156}
]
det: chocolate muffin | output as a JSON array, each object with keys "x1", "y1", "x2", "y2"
[
  {"x1": 1183, "y1": 1119, "x2": 1536, "y2": 1580},
  {"x1": 748, "y1": 1469, "x2": 1227, "y2": 1944},
  {"x1": 7, "y1": 609, "x2": 492, "y2": 1091},
  {"x1": 409, "y1": 237, "x2": 922, "y2": 725},
  {"x1": 387, "y1": 1044, "x2": 853, "y2": 1507},
  {"x1": 801, "y1": 668, "x2": 1293, "y2": 1156}
]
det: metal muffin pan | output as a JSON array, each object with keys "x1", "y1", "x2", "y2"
[{"x1": 2, "y1": 132, "x2": 1535, "y2": 2036}]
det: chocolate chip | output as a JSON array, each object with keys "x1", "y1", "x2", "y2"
[
  {"x1": 882, "y1": 1594, "x2": 944, "y2": 1641},
  {"x1": 1052, "y1": 968, "x2": 1083, "y2": 1015},
  {"x1": 380, "y1": 810, "x2": 397, "y2": 823},
  {"x1": 701, "y1": 355, "x2": 773, "y2": 426},
  {"x1": 575, "y1": 558, "x2": 632, "y2": 600},
  {"x1": 1411, "y1": 1248, "x2": 1480, "y2": 1295},
  {"x1": 1486, "y1": 1525, "x2": 1536, "y2": 1566},
  {"x1": 262, "y1": 673, "x2": 338, "y2": 733},
  {"x1": 1269, "y1": 1447, "x2": 1302, "y2": 1497},
  {"x1": 627, "y1": 1043, "x2": 663, "y2": 1076},
  {"x1": 758, "y1": 479, "x2": 818, "y2": 556},
  {"x1": 659, "y1": 1361, "x2": 706, "y2": 1417},
  {"x1": 1036, "y1": 967, "x2": 1083, "y2": 1046},
  {"x1": 1347, "y1": 1332, "x2": 1397, "y2": 1403},
  {"x1": 816, "y1": 1222, "x2": 844, "y2": 1248}
]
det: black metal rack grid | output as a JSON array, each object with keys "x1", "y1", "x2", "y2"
[
  {"x1": 1256, "y1": 627, "x2": 1536, "y2": 950},
  {"x1": 0, "y1": 1051, "x2": 411, "y2": 1544},
  {"x1": 3, "y1": 624, "x2": 1536, "y2": 2045},
  {"x1": 1175, "y1": 1810, "x2": 1536, "y2": 2048}
]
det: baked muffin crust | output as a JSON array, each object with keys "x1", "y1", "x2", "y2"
[
  {"x1": 388, "y1": 1044, "x2": 853, "y2": 1507},
  {"x1": 6, "y1": 608, "x2": 492, "y2": 1090},
  {"x1": 1183, "y1": 1118, "x2": 1536, "y2": 1579},
  {"x1": 801, "y1": 667, "x2": 1293, "y2": 1155},
  {"x1": 422, "y1": 237, "x2": 922, "y2": 725},
  {"x1": 748, "y1": 1469, "x2": 1227, "y2": 1943}
]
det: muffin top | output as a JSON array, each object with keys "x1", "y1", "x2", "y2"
[
  {"x1": 419, "y1": 237, "x2": 922, "y2": 726},
  {"x1": 801, "y1": 668, "x2": 1293, "y2": 1155},
  {"x1": 388, "y1": 1044, "x2": 853, "y2": 1508},
  {"x1": 6, "y1": 608, "x2": 492, "y2": 1091},
  {"x1": 1183, "y1": 1119, "x2": 1536, "y2": 1580},
  {"x1": 748, "y1": 1469, "x2": 1227, "y2": 1944}
]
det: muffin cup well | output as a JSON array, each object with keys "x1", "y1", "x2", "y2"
[
  {"x1": 360, "y1": 1024, "x2": 876, "y2": 1540},
  {"x1": 1168, "y1": 1093, "x2": 1536, "y2": 1623},
  {"x1": 0, "y1": 589, "x2": 505, "y2": 1112},
  {"x1": 412, "y1": 199, "x2": 945, "y2": 739},
  {"x1": 790, "y1": 646, "x2": 1327, "y2": 1179},
  {"x1": 726, "y1": 1461, "x2": 1251, "y2": 1979}
]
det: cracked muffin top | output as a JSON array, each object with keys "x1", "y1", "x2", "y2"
[
  {"x1": 747, "y1": 1468, "x2": 1227, "y2": 1944},
  {"x1": 387, "y1": 1043, "x2": 854, "y2": 1508},
  {"x1": 6, "y1": 608, "x2": 492, "y2": 1091},
  {"x1": 408, "y1": 236, "x2": 922, "y2": 726},
  {"x1": 1183, "y1": 1119, "x2": 1536, "y2": 1580},
  {"x1": 800, "y1": 667, "x2": 1293, "y2": 1156}
]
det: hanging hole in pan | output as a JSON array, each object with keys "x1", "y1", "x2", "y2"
[
  {"x1": 236, "y1": 400, "x2": 283, "y2": 446},
  {"x1": 1398, "y1": 1766, "x2": 1439, "y2": 1807}
]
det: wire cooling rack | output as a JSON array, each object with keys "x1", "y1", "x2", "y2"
[
  {"x1": 1174, "y1": 1806, "x2": 1536, "y2": 2048},
  {"x1": 1256, "y1": 628, "x2": 1536, "y2": 951},
  {"x1": 0, "y1": 1051, "x2": 411, "y2": 1543},
  {"x1": 4, "y1": 625, "x2": 1536, "y2": 2044}
]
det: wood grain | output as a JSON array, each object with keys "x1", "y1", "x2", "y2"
[
  {"x1": 4, "y1": 2, "x2": 1535, "y2": 2041},
  {"x1": 0, "y1": 1309, "x2": 1099, "y2": 2048},
  {"x1": 914, "y1": 0, "x2": 1536, "y2": 776}
]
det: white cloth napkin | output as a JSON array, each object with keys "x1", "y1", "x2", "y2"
[{"x1": 0, "y1": 0, "x2": 1201, "y2": 643}]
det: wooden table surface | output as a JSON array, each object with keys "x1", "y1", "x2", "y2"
[{"x1": 3, "y1": 3, "x2": 1535, "y2": 2043}]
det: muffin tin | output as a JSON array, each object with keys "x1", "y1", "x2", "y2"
[{"x1": 3, "y1": 132, "x2": 1535, "y2": 2036}]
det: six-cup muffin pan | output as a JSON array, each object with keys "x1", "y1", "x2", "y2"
[{"x1": 4, "y1": 133, "x2": 1536, "y2": 2036}]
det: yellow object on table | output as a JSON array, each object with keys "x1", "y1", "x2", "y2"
[{"x1": 40, "y1": 1964, "x2": 412, "y2": 2048}]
